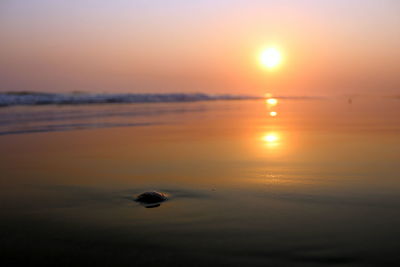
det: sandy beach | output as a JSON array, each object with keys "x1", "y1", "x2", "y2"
[{"x1": 1, "y1": 97, "x2": 400, "y2": 266}]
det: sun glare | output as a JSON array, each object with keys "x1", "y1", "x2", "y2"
[
  {"x1": 263, "y1": 134, "x2": 278, "y2": 142},
  {"x1": 266, "y1": 98, "x2": 278, "y2": 105},
  {"x1": 260, "y1": 48, "x2": 282, "y2": 69},
  {"x1": 262, "y1": 133, "x2": 280, "y2": 147}
]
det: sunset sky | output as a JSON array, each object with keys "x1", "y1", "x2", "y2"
[{"x1": 1, "y1": 0, "x2": 399, "y2": 96}]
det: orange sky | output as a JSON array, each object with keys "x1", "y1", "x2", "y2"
[{"x1": 0, "y1": 0, "x2": 399, "y2": 96}]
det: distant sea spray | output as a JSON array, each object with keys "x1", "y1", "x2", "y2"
[{"x1": 0, "y1": 92, "x2": 259, "y2": 107}]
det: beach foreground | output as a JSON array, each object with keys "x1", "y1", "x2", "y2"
[{"x1": 1, "y1": 98, "x2": 399, "y2": 266}]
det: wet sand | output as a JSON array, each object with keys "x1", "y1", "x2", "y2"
[{"x1": 1, "y1": 98, "x2": 400, "y2": 266}]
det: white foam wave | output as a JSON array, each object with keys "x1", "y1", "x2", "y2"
[{"x1": 0, "y1": 92, "x2": 257, "y2": 107}]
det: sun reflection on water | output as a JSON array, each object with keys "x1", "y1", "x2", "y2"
[
  {"x1": 266, "y1": 98, "x2": 278, "y2": 106},
  {"x1": 258, "y1": 95, "x2": 284, "y2": 150},
  {"x1": 262, "y1": 132, "x2": 280, "y2": 147}
]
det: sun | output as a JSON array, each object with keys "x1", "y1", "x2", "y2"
[{"x1": 260, "y1": 47, "x2": 282, "y2": 69}]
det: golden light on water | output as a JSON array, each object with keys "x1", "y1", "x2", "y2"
[
  {"x1": 266, "y1": 98, "x2": 278, "y2": 106},
  {"x1": 263, "y1": 133, "x2": 278, "y2": 142},
  {"x1": 260, "y1": 47, "x2": 282, "y2": 69},
  {"x1": 262, "y1": 132, "x2": 280, "y2": 147},
  {"x1": 269, "y1": 111, "x2": 278, "y2": 117}
]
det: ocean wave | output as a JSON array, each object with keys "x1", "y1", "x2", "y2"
[
  {"x1": 0, "y1": 122, "x2": 158, "y2": 136},
  {"x1": 0, "y1": 92, "x2": 258, "y2": 107}
]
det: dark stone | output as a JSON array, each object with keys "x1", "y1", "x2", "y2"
[
  {"x1": 144, "y1": 204, "x2": 160, "y2": 209},
  {"x1": 135, "y1": 191, "x2": 167, "y2": 204}
]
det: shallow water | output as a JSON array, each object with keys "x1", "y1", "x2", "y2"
[{"x1": 1, "y1": 98, "x2": 399, "y2": 266}]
